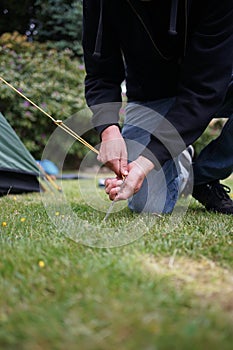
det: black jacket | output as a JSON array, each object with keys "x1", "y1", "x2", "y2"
[{"x1": 83, "y1": 0, "x2": 233, "y2": 167}]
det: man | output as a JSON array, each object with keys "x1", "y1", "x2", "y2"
[{"x1": 83, "y1": 0, "x2": 233, "y2": 214}]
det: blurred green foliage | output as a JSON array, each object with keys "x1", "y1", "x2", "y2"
[
  {"x1": 33, "y1": 0, "x2": 83, "y2": 56},
  {"x1": 0, "y1": 32, "x2": 97, "y2": 166},
  {"x1": 0, "y1": 0, "x2": 83, "y2": 57}
]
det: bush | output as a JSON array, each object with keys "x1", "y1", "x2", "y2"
[
  {"x1": 0, "y1": 1, "x2": 83, "y2": 57},
  {"x1": 0, "y1": 32, "x2": 97, "y2": 167}
]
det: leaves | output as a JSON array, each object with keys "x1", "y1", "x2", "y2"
[
  {"x1": 34, "y1": 0, "x2": 83, "y2": 56},
  {"x1": 0, "y1": 32, "x2": 97, "y2": 164}
]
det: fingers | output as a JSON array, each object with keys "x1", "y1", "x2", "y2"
[
  {"x1": 104, "y1": 177, "x2": 134, "y2": 201},
  {"x1": 114, "y1": 182, "x2": 134, "y2": 201},
  {"x1": 104, "y1": 159, "x2": 121, "y2": 177},
  {"x1": 97, "y1": 131, "x2": 128, "y2": 177},
  {"x1": 104, "y1": 156, "x2": 154, "y2": 202},
  {"x1": 98, "y1": 155, "x2": 127, "y2": 177},
  {"x1": 105, "y1": 178, "x2": 124, "y2": 200},
  {"x1": 120, "y1": 157, "x2": 128, "y2": 177}
]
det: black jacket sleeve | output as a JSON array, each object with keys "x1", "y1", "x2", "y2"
[
  {"x1": 142, "y1": 0, "x2": 233, "y2": 167},
  {"x1": 83, "y1": 0, "x2": 125, "y2": 134}
]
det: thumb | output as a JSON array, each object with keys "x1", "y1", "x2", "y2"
[{"x1": 120, "y1": 158, "x2": 128, "y2": 177}]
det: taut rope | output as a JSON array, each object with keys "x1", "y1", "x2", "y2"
[{"x1": 0, "y1": 76, "x2": 99, "y2": 155}]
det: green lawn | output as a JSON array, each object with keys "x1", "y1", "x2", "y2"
[{"x1": 0, "y1": 177, "x2": 233, "y2": 350}]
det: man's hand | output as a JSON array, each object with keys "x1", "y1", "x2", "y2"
[
  {"x1": 105, "y1": 155, "x2": 154, "y2": 201},
  {"x1": 97, "y1": 125, "x2": 128, "y2": 177}
]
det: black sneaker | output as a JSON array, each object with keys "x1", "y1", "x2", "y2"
[{"x1": 192, "y1": 180, "x2": 233, "y2": 214}]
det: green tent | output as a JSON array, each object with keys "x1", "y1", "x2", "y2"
[{"x1": 0, "y1": 112, "x2": 40, "y2": 196}]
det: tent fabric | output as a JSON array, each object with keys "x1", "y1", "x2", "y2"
[
  {"x1": 0, "y1": 113, "x2": 39, "y2": 174},
  {"x1": 0, "y1": 169, "x2": 40, "y2": 196},
  {"x1": 0, "y1": 112, "x2": 40, "y2": 195}
]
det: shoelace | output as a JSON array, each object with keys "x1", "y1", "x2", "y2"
[{"x1": 211, "y1": 183, "x2": 232, "y2": 203}]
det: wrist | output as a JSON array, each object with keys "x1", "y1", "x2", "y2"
[{"x1": 101, "y1": 125, "x2": 122, "y2": 140}]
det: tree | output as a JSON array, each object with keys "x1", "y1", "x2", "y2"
[
  {"x1": 0, "y1": 0, "x2": 34, "y2": 35},
  {"x1": 33, "y1": 0, "x2": 83, "y2": 56},
  {"x1": 0, "y1": 0, "x2": 83, "y2": 56}
]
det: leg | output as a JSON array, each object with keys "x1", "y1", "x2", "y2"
[
  {"x1": 128, "y1": 158, "x2": 180, "y2": 214},
  {"x1": 193, "y1": 81, "x2": 233, "y2": 185},
  {"x1": 122, "y1": 99, "x2": 182, "y2": 214},
  {"x1": 192, "y1": 79, "x2": 233, "y2": 214}
]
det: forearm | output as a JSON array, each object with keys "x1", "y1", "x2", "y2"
[
  {"x1": 83, "y1": 0, "x2": 125, "y2": 133},
  {"x1": 142, "y1": 0, "x2": 233, "y2": 168}
]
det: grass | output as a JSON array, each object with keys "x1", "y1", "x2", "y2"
[{"x1": 0, "y1": 177, "x2": 233, "y2": 350}]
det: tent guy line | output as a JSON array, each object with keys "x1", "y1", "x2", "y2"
[
  {"x1": 0, "y1": 77, "x2": 127, "y2": 219},
  {"x1": 37, "y1": 162, "x2": 62, "y2": 192},
  {"x1": 0, "y1": 76, "x2": 99, "y2": 155}
]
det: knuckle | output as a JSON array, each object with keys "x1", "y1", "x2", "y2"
[{"x1": 104, "y1": 178, "x2": 111, "y2": 185}]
